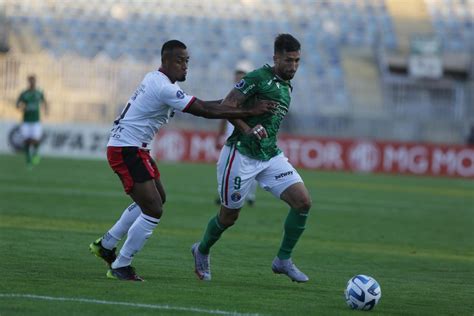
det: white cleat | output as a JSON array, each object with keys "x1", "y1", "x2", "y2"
[
  {"x1": 272, "y1": 257, "x2": 309, "y2": 283},
  {"x1": 191, "y1": 242, "x2": 211, "y2": 281}
]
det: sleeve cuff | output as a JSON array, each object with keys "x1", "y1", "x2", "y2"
[{"x1": 182, "y1": 96, "x2": 196, "y2": 112}]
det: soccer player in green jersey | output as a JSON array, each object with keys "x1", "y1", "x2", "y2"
[
  {"x1": 192, "y1": 34, "x2": 312, "y2": 283},
  {"x1": 16, "y1": 75, "x2": 49, "y2": 167}
]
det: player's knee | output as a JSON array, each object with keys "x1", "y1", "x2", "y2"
[
  {"x1": 142, "y1": 206, "x2": 163, "y2": 219},
  {"x1": 219, "y1": 210, "x2": 240, "y2": 227},
  {"x1": 159, "y1": 192, "x2": 166, "y2": 205},
  {"x1": 138, "y1": 196, "x2": 163, "y2": 218},
  {"x1": 293, "y1": 195, "x2": 312, "y2": 212}
]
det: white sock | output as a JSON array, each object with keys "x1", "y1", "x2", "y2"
[
  {"x1": 101, "y1": 203, "x2": 141, "y2": 250},
  {"x1": 111, "y1": 213, "x2": 160, "y2": 269}
]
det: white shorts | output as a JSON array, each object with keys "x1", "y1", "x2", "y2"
[
  {"x1": 20, "y1": 122, "x2": 42, "y2": 141},
  {"x1": 217, "y1": 145, "x2": 303, "y2": 209}
]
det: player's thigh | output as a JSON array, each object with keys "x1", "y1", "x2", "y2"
[
  {"x1": 20, "y1": 123, "x2": 32, "y2": 141},
  {"x1": 154, "y1": 178, "x2": 166, "y2": 204},
  {"x1": 217, "y1": 145, "x2": 262, "y2": 209},
  {"x1": 257, "y1": 153, "x2": 304, "y2": 200},
  {"x1": 31, "y1": 123, "x2": 42, "y2": 142},
  {"x1": 130, "y1": 180, "x2": 163, "y2": 217},
  {"x1": 280, "y1": 182, "x2": 312, "y2": 212}
]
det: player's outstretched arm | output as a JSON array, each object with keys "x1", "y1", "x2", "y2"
[{"x1": 185, "y1": 89, "x2": 277, "y2": 119}]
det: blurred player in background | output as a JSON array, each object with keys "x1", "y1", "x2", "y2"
[
  {"x1": 215, "y1": 66, "x2": 258, "y2": 207},
  {"x1": 192, "y1": 34, "x2": 312, "y2": 283},
  {"x1": 89, "y1": 40, "x2": 277, "y2": 281},
  {"x1": 16, "y1": 74, "x2": 49, "y2": 168}
]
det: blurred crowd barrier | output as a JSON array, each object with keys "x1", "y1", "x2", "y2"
[{"x1": 0, "y1": 120, "x2": 472, "y2": 178}]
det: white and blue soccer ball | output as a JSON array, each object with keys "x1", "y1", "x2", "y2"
[{"x1": 344, "y1": 275, "x2": 381, "y2": 311}]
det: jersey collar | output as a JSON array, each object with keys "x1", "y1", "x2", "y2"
[
  {"x1": 264, "y1": 64, "x2": 293, "y2": 91},
  {"x1": 158, "y1": 68, "x2": 174, "y2": 83}
]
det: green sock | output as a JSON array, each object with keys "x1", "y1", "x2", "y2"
[
  {"x1": 198, "y1": 216, "x2": 226, "y2": 254},
  {"x1": 32, "y1": 144, "x2": 39, "y2": 157},
  {"x1": 25, "y1": 144, "x2": 32, "y2": 164},
  {"x1": 277, "y1": 208, "x2": 308, "y2": 260}
]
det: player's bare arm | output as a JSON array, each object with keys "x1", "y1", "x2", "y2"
[
  {"x1": 185, "y1": 93, "x2": 276, "y2": 119},
  {"x1": 222, "y1": 89, "x2": 270, "y2": 140}
]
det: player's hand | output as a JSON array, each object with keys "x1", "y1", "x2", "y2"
[
  {"x1": 247, "y1": 124, "x2": 268, "y2": 140},
  {"x1": 251, "y1": 99, "x2": 278, "y2": 115}
]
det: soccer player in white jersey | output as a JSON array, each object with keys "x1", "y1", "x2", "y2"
[
  {"x1": 89, "y1": 40, "x2": 276, "y2": 281},
  {"x1": 215, "y1": 68, "x2": 258, "y2": 206}
]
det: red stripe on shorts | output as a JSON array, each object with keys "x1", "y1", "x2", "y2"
[
  {"x1": 107, "y1": 146, "x2": 134, "y2": 193},
  {"x1": 137, "y1": 149, "x2": 156, "y2": 177}
]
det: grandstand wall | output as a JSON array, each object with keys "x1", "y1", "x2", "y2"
[{"x1": 0, "y1": 0, "x2": 472, "y2": 144}]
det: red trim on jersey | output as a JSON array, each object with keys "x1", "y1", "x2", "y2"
[
  {"x1": 223, "y1": 147, "x2": 237, "y2": 205},
  {"x1": 182, "y1": 96, "x2": 196, "y2": 113}
]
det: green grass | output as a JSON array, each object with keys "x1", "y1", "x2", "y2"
[{"x1": 0, "y1": 153, "x2": 473, "y2": 315}]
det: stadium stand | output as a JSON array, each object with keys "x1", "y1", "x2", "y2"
[{"x1": 0, "y1": 0, "x2": 472, "y2": 143}]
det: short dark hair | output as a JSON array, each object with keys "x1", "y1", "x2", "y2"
[
  {"x1": 274, "y1": 34, "x2": 300, "y2": 54},
  {"x1": 234, "y1": 69, "x2": 246, "y2": 76},
  {"x1": 161, "y1": 40, "x2": 187, "y2": 57}
]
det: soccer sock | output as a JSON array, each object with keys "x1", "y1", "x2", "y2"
[
  {"x1": 25, "y1": 144, "x2": 32, "y2": 164},
  {"x1": 198, "y1": 215, "x2": 226, "y2": 255},
  {"x1": 101, "y1": 203, "x2": 142, "y2": 250},
  {"x1": 277, "y1": 208, "x2": 308, "y2": 260},
  {"x1": 111, "y1": 213, "x2": 159, "y2": 269},
  {"x1": 32, "y1": 143, "x2": 39, "y2": 157}
]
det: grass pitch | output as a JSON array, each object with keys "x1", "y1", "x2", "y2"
[{"x1": 0, "y1": 154, "x2": 473, "y2": 315}]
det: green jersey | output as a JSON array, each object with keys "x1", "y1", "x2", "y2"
[
  {"x1": 226, "y1": 64, "x2": 292, "y2": 161},
  {"x1": 17, "y1": 89, "x2": 44, "y2": 122}
]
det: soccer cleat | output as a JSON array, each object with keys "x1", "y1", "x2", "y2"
[
  {"x1": 271, "y1": 257, "x2": 309, "y2": 283},
  {"x1": 89, "y1": 238, "x2": 117, "y2": 267},
  {"x1": 191, "y1": 242, "x2": 211, "y2": 281},
  {"x1": 106, "y1": 265, "x2": 143, "y2": 281}
]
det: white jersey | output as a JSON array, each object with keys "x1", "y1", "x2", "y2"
[{"x1": 107, "y1": 70, "x2": 195, "y2": 148}]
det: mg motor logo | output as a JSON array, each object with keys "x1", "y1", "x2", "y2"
[{"x1": 349, "y1": 142, "x2": 380, "y2": 172}]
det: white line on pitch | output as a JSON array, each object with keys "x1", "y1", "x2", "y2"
[{"x1": 0, "y1": 293, "x2": 263, "y2": 316}]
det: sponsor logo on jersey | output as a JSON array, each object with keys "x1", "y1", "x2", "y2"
[
  {"x1": 231, "y1": 192, "x2": 242, "y2": 202},
  {"x1": 275, "y1": 170, "x2": 293, "y2": 180},
  {"x1": 242, "y1": 83, "x2": 255, "y2": 94},
  {"x1": 235, "y1": 79, "x2": 246, "y2": 89},
  {"x1": 176, "y1": 90, "x2": 185, "y2": 99}
]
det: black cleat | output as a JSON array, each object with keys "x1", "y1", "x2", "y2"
[
  {"x1": 107, "y1": 265, "x2": 144, "y2": 281},
  {"x1": 89, "y1": 238, "x2": 117, "y2": 267}
]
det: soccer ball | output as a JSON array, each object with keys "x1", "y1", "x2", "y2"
[{"x1": 344, "y1": 275, "x2": 381, "y2": 311}]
